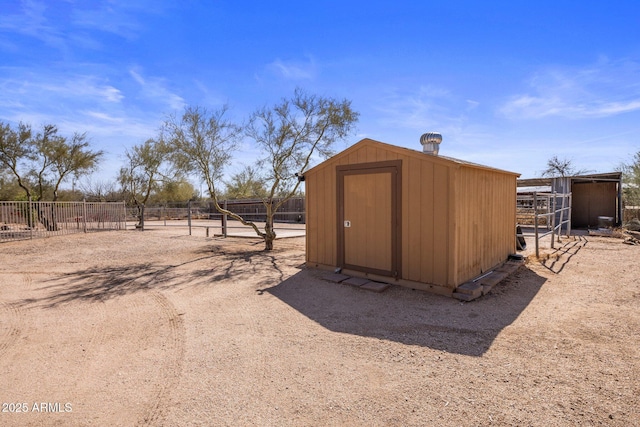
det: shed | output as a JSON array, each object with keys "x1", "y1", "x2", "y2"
[
  {"x1": 517, "y1": 172, "x2": 623, "y2": 228},
  {"x1": 304, "y1": 138, "x2": 520, "y2": 297}
]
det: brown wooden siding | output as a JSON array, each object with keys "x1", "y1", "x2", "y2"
[
  {"x1": 452, "y1": 168, "x2": 516, "y2": 284},
  {"x1": 305, "y1": 139, "x2": 518, "y2": 291}
]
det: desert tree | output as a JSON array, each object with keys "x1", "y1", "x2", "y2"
[
  {"x1": 244, "y1": 88, "x2": 358, "y2": 249},
  {"x1": 223, "y1": 165, "x2": 268, "y2": 199},
  {"x1": 153, "y1": 179, "x2": 196, "y2": 204},
  {"x1": 0, "y1": 121, "x2": 102, "y2": 201},
  {"x1": 0, "y1": 121, "x2": 102, "y2": 228},
  {"x1": 541, "y1": 155, "x2": 589, "y2": 177},
  {"x1": 119, "y1": 138, "x2": 173, "y2": 226},
  {"x1": 621, "y1": 150, "x2": 640, "y2": 221},
  {"x1": 0, "y1": 170, "x2": 25, "y2": 201},
  {"x1": 162, "y1": 105, "x2": 254, "y2": 229},
  {"x1": 45, "y1": 130, "x2": 103, "y2": 202},
  {"x1": 164, "y1": 91, "x2": 358, "y2": 250},
  {"x1": 0, "y1": 122, "x2": 35, "y2": 199}
]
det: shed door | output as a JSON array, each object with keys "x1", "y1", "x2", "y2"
[{"x1": 337, "y1": 161, "x2": 401, "y2": 278}]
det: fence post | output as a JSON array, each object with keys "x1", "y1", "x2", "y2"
[
  {"x1": 557, "y1": 192, "x2": 565, "y2": 243},
  {"x1": 29, "y1": 197, "x2": 33, "y2": 239},
  {"x1": 122, "y1": 201, "x2": 126, "y2": 230},
  {"x1": 188, "y1": 200, "x2": 192, "y2": 236},
  {"x1": 82, "y1": 199, "x2": 87, "y2": 233},
  {"x1": 567, "y1": 193, "x2": 572, "y2": 237},
  {"x1": 222, "y1": 199, "x2": 228, "y2": 238},
  {"x1": 534, "y1": 192, "x2": 539, "y2": 258},
  {"x1": 550, "y1": 192, "x2": 556, "y2": 249}
]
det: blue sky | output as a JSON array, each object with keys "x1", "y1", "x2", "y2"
[{"x1": 1, "y1": 1, "x2": 639, "y2": 188}]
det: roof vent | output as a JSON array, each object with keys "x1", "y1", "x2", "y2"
[{"x1": 420, "y1": 132, "x2": 442, "y2": 155}]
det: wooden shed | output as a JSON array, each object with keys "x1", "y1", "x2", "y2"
[{"x1": 304, "y1": 138, "x2": 520, "y2": 297}]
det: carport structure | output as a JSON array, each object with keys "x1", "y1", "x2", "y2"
[{"x1": 517, "y1": 172, "x2": 623, "y2": 228}]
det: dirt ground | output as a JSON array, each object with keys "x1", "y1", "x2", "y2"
[{"x1": 0, "y1": 228, "x2": 638, "y2": 426}]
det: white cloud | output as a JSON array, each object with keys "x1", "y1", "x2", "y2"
[
  {"x1": 373, "y1": 84, "x2": 460, "y2": 131},
  {"x1": 13, "y1": 74, "x2": 124, "y2": 103},
  {"x1": 129, "y1": 68, "x2": 185, "y2": 110},
  {"x1": 500, "y1": 58, "x2": 640, "y2": 119},
  {"x1": 83, "y1": 111, "x2": 124, "y2": 124},
  {"x1": 0, "y1": 0, "x2": 67, "y2": 50},
  {"x1": 466, "y1": 99, "x2": 480, "y2": 110},
  {"x1": 266, "y1": 56, "x2": 317, "y2": 80}
]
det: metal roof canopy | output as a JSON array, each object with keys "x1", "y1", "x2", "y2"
[
  {"x1": 518, "y1": 172, "x2": 623, "y2": 226},
  {"x1": 517, "y1": 172, "x2": 622, "y2": 187}
]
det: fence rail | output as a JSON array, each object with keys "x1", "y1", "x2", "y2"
[
  {"x1": 130, "y1": 198, "x2": 306, "y2": 236},
  {"x1": 1, "y1": 200, "x2": 127, "y2": 243},
  {"x1": 518, "y1": 192, "x2": 572, "y2": 257}
]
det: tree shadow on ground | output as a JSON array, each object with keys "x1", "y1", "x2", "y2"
[
  {"x1": 19, "y1": 246, "x2": 295, "y2": 309},
  {"x1": 265, "y1": 266, "x2": 547, "y2": 357}
]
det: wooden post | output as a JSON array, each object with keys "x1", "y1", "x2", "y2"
[{"x1": 222, "y1": 199, "x2": 228, "y2": 238}]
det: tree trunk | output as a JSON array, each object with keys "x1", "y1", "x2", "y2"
[
  {"x1": 264, "y1": 210, "x2": 276, "y2": 251},
  {"x1": 134, "y1": 201, "x2": 144, "y2": 229},
  {"x1": 35, "y1": 204, "x2": 57, "y2": 231}
]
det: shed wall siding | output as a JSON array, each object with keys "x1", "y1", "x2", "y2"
[
  {"x1": 453, "y1": 168, "x2": 516, "y2": 284},
  {"x1": 404, "y1": 156, "x2": 452, "y2": 286},
  {"x1": 306, "y1": 139, "x2": 518, "y2": 292},
  {"x1": 306, "y1": 143, "x2": 455, "y2": 287}
]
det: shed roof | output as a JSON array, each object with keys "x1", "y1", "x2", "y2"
[{"x1": 305, "y1": 138, "x2": 521, "y2": 177}]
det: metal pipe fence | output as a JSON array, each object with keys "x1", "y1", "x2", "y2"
[
  {"x1": 528, "y1": 191, "x2": 572, "y2": 257},
  {"x1": 1, "y1": 200, "x2": 127, "y2": 243},
  {"x1": 517, "y1": 194, "x2": 552, "y2": 228},
  {"x1": 130, "y1": 199, "x2": 306, "y2": 237}
]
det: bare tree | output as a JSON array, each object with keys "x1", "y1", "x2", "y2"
[
  {"x1": 79, "y1": 178, "x2": 121, "y2": 202},
  {"x1": 541, "y1": 155, "x2": 589, "y2": 177}
]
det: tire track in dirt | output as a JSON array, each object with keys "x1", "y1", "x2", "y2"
[
  {"x1": 76, "y1": 298, "x2": 109, "y2": 373},
  {"x1": 135, "y1": 290, "x2": 186, "y2": 426},
  {"x1": 21, "y1": 273, "x2": 33, "y2": 289},
  {"x1": 0, "y1": 300, "x2": 23, "y2": 358}
]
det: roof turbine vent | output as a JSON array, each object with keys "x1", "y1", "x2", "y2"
[{"x1": 420, "y1": 132, "x2": 442, "y2": 155}]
